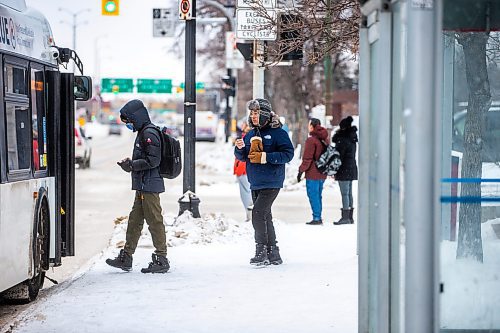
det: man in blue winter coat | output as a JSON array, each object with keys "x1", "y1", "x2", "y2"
[
  {"x1": 106, "y1": 99, "x2": 170, "y2": 274},
  {"x1": 234, "y1": 98, "x2": 294, "y2": 266}
]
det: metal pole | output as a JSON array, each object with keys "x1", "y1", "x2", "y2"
[
  {"x1": 225, "y1": 68, "x2": 232, "y2": 142},
  {"x1": 253, "y1": 40, "x2": 265, "y2": 99},
  {"x1": 405, "y1": 2, "x2": 439, "y2": 332},
  {"x1": 179, "y1": 0, "x2": 201, "y2": 217}
]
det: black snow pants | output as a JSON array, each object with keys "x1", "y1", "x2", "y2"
[{"x1": 251, "y1": 188, "x2": 280, "y2": 246}]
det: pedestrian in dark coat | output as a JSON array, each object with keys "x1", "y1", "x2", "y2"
[
  {"x1": 106, "y1": 99, "x2": 170, "y2": 274},
  {"x1": 332, "y1": 116, "x2": 358, "y2": 225},
  {"x1": 297, "y1": 118, "x2": 329, "y2": 225},
  {"x1": 234, "y1": 98, "x2": 294, "y2": 266}
]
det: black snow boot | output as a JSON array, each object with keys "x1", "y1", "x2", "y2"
[
  {"x1": 141, "y1": 254, "x2": 170, "y2": 274},
  {"x1": 349, "y1": 208, "x2": 355, "y2": 224},
  {"x1": 334, "y1": 209, "x2": 351, "y2": 225},
  {"x1": 306, "y1": 219, "x2": 323, "y2": 225},
  {"x1": 106, "y1": 249, "x2": 133, "y2": 271},
  {"x1": 250, "y1": 244, "x2": 269, "y2": 266},
  {"x1": 268, "y1": 245, "x2": 283, "y2": 265}
]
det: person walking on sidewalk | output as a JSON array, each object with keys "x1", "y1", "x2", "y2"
[
  {"x1": 297, "y1": 118, "x2": 329, "y2": 225},
  {"x1": 234, "y1": 120, "x2": 253, "y2": 221},
  {"x1": 106, "y1": 99, "x2": 170, "y2": 273},
  {"x1": 332, "y1": 116, "x2": 358, "y2": 225},
  {"x1": 234, "y1": 98, "x2": 294, "y2": 266}
]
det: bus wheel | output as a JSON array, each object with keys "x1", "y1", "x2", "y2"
[
  {"x1": 27, "y1": 202, "x2": 50, "y2": 301},
  {"x1": 2, "y1": 202, "x2": 49, "y2": 303}
]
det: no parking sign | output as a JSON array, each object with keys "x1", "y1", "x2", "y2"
[{"x1": 179, "y1": 0, "x2": 192, "y2": 20}]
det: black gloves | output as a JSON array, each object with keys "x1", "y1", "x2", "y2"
[
  {"x1": 117, "y1": 158, "x2": 133, "y2": 173},
  {"x1": 297, "y1": 171, "x2": 303, "y2": 183}
]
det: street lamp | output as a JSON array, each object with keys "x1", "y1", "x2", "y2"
[{"x1": 59, "y1": 7, "x2": 91, "y2": 72}]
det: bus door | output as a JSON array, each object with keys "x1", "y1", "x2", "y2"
[{"x1": 46, "y1": 71, "x2": 75, "y2": 263}]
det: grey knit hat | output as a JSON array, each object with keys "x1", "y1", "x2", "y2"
[{"x1": 247, "y1": 98, "x2": 273, "y2": 128}]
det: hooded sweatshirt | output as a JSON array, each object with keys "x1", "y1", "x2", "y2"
[
  {"x1": 120, "y1": 100, "x2": 164, "y2": 193},
  {"x1": 299, "y1": 125, "x2": 329, "y2": 180}
]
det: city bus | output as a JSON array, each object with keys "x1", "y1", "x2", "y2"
[{"x1": 0, "y1": 0, "x2": 91, "y2": 302}]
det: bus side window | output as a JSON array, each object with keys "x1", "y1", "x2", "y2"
[
  {"x1": 30, "y1": 68, "x2": 46, "y2": 172},
  {"x1": 5, "y1": 65, "x2": 27, "y2": 95},
  {"x1": 5, "y1": 104, "x2": 31, "y2": 171}
]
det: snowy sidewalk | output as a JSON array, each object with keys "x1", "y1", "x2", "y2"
[{"x1": 13, "y1": 216, "x2": 358, "y2": 333}]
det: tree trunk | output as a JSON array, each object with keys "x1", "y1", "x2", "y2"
[{"x1": 456, "y1": 32, "x2": 490, "y2": 262}]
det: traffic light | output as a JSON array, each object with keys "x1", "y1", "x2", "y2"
[
  {"x1": 279, "y1": 14, "x2": 303, "y2": 61},
  {"x1": 102, "y1": 0, "x2": 119, "y2": 16},
  {"x1": 221, "y1": 76, "x2": 236, "y2": 97}
]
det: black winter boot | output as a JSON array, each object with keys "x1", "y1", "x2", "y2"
[
  {"x1": 334, "y1": 209, "x2": 351, "y2": 225},
  {"x1": 141, "y1": 254, "x2": 170, "y2": 274},
  {"x1": 349, "y1": 208, "x2": 355, "y2": 224},
  {"x1": 106, "y1": 249, "x2": 133, "y2": 271},
  {"x1": 250, "y1": 244, "x2": 269, "y2": 266},
  {"x1": 268, "y1": 245, "x2": 283, "y2": 265},
  {"x1": 306, "y1": 219, "x2": 323, "y2": 225}
]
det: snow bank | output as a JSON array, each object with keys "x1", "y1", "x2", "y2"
[{"x1": 110, "y1": 211, "x2": 254, "y2": 251}]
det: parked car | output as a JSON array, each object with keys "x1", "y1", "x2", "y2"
[
  {"x1": 453, "y1": 107, "x2": 500, "y2": 162},
  {"x1": 75, "y1": 125, "x2": 92, "y2": 169}
]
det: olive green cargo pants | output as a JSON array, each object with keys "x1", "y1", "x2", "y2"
[{"x1": 124, "y1": 191, "x2": 167, "y2": 257}]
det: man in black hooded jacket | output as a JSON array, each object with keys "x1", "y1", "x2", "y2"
[{"x1": 106, "y1": 99, "x2": 170, "y2": 273}]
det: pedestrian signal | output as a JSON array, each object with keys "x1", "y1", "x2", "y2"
[{"x1": 102, "y1": 0, "x2": 119, "y2": 16}]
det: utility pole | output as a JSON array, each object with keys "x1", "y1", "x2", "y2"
[
  {"x1": 178, "y1": 0, "x2": 201, "y2": 217},
  {"x1": 59, "y1": 8, "x2": 90, "y2": 73}
]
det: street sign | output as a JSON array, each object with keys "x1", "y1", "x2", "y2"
[
  {"x1": 179, "y1": 0, "x2": 192, "y2": 20},
  {"x1": 101, "y1": 78, "x2": 133, "y2": 93},
  {"x1": 226, "y1": 32, "x2": 245, "y2": 69},
  {"x1": 236, "y1": 8, "x2": 277, "y2": 40},
  {"x1": 137, "y1": 79, "x2": 173, "y2": 93},
  {"x1": 153, "y1": 8, "x2": 175, "y2": 37},
  {"x1": 179, "y1": 82, "x2": 205, "y2": 92},
  {"x1": 237, "y1": 0, "x2": 276, "y2": 9}
]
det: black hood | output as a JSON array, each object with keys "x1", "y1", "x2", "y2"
[{"x1": 119, "y1": 99, "x2": 151, "y2": 131}]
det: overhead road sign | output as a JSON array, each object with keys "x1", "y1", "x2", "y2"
[
  {"x1": 137, "y1": 79, "x2": 173, "y2": 93},
  {"x1": 101, "y1": 78, "x2": 133, "y2": 93},
  {"x1": 236, "y1": 8, "x2": 277, "y2": 40},
  {"x1": 153, "y1": 8, "x2": 175, "y2": 37}
]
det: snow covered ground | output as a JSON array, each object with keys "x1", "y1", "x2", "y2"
[
  {"x1": 2, "y1": 127, "x2": 358, "y2": 333},
  {"x1": 11, "y1": 213, "x2": 358, "y2": 333}
]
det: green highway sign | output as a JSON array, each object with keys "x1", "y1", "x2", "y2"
[
  {"x1": 137, "y1": 79, "x2": 172, "y2": 93},
  {"x1": 179, "y1": 82, "x2": 205, "y2": 91},
  {"x1": 101, "y1": 78, "x2": 134, "y2": 93}
]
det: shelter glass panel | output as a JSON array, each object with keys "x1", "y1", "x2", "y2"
[{"x1": 440, "y1": 1, "x2": 500, "y2": 330}]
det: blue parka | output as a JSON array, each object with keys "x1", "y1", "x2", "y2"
[
  {"x1": 234, "y1": 123, "x2": 294, "y2": 190},
  {"x1": 120, "y1": 100, "x2": 165, "y2": 193}
]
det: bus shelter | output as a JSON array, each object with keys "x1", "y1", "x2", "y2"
[{"x1": 358, "y1": 0, "x2": 500, "y2": 332}]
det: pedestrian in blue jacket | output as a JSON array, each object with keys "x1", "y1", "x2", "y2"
[{"x1": 234, "y1": 98, "x2": 294, "y2": 266}]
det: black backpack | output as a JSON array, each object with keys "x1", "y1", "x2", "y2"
[
  {"x1": 315, "y1": 142, "x2": 342, "y2": 176},
  {"x1": 145, "y1": 125, "x2": 182, "y2": 179}
]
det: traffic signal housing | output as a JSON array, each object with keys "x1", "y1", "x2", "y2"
[
  {"x1": 221, "y1": 76, "x2": 236, "y2": 97},
  {"x1": 102, "y1": 0, "x2": 119, "y2": 16},
  {"x1": 279, "y1": 14, "x2": 303, "y2": 61}
]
